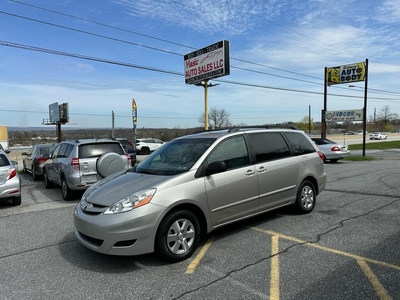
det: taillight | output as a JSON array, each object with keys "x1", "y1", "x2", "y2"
[
  {"x1": 125, "y1": 153, "x2": 131, "y2": 165},
  {"x1": 38, "y1": 157, "x2": 47, "y2": 162},
  {"x1": 71, "y1": 158, "x2": 80, "y2": 170},
  {"x1": 8, "y1": 168, "x2": 17, "y2": 180},
  {"x1": 330, "y1": 146, "x2": 340, "y2": 152},
  {"x1": 317, "y1": 151, "x2": 325, "y2": 161}
]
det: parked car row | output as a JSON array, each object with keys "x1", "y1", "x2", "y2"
[{"x1": 16, "y1": 138, "x2": 139, "y2": 201}]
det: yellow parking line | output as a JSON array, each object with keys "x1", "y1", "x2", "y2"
[
  {"x1": 250, "y1": 227, "x2": 400, "y2": 271},
  {"x1": 270, "y1": 235, "x2": 280, "y2": 300},
  {"x1": 357, "y1": 260, "x2": 391, "y2": 300},
  {"x1": 186, "y1": 236, "x2": 215, "y2": 274}
]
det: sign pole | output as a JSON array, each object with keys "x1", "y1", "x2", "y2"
[
  {"x1": 204, "y1": 79, "x2": 209, "y2": 130},
  {"x1": 362, "y1": 59, "x2": 369, "y2": 157},
  {"x1": 322, "y1": 67, "x2": 327, "y2": 139}
]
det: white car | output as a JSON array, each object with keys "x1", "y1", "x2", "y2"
[
  {"x1": 135, "y1": 138, "x2": 165, "y2": 155},
  {"x1": 369, "y1": 132, "x2": 387, "y2": 140}
]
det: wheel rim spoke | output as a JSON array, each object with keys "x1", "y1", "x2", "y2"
[{"x1": 166, "y1": 218, "x2": 195, "y2": 255}]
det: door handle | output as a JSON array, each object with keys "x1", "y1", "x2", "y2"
[
  {"x1": 258, "y1": 166, "x2": 266, "y2": 173},
  {"x1": 245, "y1": 169, "x2": 255, "y2": 176}
]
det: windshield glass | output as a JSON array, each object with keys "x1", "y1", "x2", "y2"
[{"x1": 136, "y1": 137, "x2": 215, "y2": 175}]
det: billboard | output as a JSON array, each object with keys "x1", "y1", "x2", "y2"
[
  {"x1": 59, "y1": 103, "x2": 69, "y2": 123},
  {"x1": 325, "y1": 109, "x2": 363, "y2": 122},
  {"x1": 184, "y1": 40, "x2": 230, "y2": 84},
  {"x1": 326, "y1": 62, "x2": 366, "y2": 86},
  {"x1": 49, "y1": 102, "x2": 59, "y2": 122}
]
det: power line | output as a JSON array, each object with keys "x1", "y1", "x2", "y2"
[
  {"x1": 1, "y1": 40, "x2": 400, "y2": 103},
  {"x1": 6, "y1": 1, "x2": 323, "y2": 81},
  {"x1": 5, "y1": 5, "x2": 400, "y2": 98},
  {"x1": 5, "y1": 3, "x2": 400, "y2": 97}
]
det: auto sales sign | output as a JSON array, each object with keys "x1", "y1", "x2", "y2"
[{"x1": 184, "y1": 40, "x2": 230, "y2": 84}]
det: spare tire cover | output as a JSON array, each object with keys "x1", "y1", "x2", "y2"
[{"x1": 97, "y1": 152, "x2": 126, "y2": 178}]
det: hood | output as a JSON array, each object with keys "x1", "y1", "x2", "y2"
[{"x1": 84, "y1": 170, "x2": 169, "y2": 206}]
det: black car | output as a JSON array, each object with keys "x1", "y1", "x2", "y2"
[{"x1": 116, "y1": 138, "x2": 137, "y2": 166}]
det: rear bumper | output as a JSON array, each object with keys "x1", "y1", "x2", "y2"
[{"x1": 0, "y1": 177, "x2": 21, "y2": 199}]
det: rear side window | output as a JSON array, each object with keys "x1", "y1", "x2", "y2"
[
  {"x1": 119, "y1": 140, "x2": 134, "y2": 151},
  {"x1": 283, "y1": 132, "x2": 316, "y2": 155},
  {"x1": 40, "y1": 145, "x2": 56, "y2": 155},
  {"x1": 79, "y1": 143, "x2": 124, "y2": 158},
  {"x1": 248, "y1": 132, "x2": 290, "y2": 163},
  {"x1": 57, "y1": 144, "x2": 70, "y2": 158},
  {"x1": 0, "y1": 154, "x2": 10, "y2": 167}
]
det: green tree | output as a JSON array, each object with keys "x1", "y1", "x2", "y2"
[{"x1": 295, "y1": 116, "x2": 315, "y2": 132}]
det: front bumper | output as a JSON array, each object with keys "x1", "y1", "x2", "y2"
[{"x1": 74, "y1": 202, "x2": 165, "y2": 256}]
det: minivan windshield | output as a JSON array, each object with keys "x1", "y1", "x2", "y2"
[{"x1": 136, "y1": 138, "x2": 215, "y2": 175}]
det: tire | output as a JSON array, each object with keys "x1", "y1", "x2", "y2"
[
  {"x1": 12, "y1": 196, "x2": 21, "y2": 206},
  {"x1": 156, "y1": 210, "x2": 200, "y2": 263},
  {"x1": 61, "y1": 177, "x2": 74, "y2": 201},
  {"x1": 23, "y1": 162, "x2": 27, "y2": 173},
  {"x1": 295, "y1": 180, "x2": 316, "y2": 214},
  {"x1": 96, "y1": 152, "x2": 126, "y2": 178},
  {"x1": 32, "y1": 166, "x2": 37, "y2": 181},
  {"x1": 43, "y1": 170, "x2": 54, "y2": 188},
  {"x1": 142, "y1": 147, "x2": 150, "y2": 155}
]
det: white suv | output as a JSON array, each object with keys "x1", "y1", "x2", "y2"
[{"x1": 136, "y1": 138, "x2": 165, "y2": 155}]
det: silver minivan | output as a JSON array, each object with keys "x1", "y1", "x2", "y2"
[{"x1": 74, "y1": 127, "x2": 327, "y2": 262}]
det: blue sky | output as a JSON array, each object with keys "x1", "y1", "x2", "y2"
[{"x1": 1, "y1": 0, "x2": 400, "y2": 129}]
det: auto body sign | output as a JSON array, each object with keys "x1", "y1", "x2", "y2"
[
  {"x1": 184, "y1": 40, "x2": 230, "y2": 84},
  {"x1": 326, "y1": 62, "x2": 366, "y2": 86},
  {"x1": 325, "y1": 109, "x2": 363, "y2": 122}
]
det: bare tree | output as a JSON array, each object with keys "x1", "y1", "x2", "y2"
[
  {"x1": 198, "y1": 107, "x2": 232, "y2": 129},
  {"x1": 376, "y1": 105, "x2": 399, "y2": 126}
]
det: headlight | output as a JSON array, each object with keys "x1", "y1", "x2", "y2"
[{"x1": 104, "y1": 189, "x2": 156, "y2": 215}]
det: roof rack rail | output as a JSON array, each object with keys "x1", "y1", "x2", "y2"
[
  {"x1": 189, "y1": 125, "x2": 300, "y2": 135},
  {"x1": 227, "y1": 124, "x2": 300, "y2": 132}
]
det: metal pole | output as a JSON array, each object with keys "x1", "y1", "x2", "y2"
[
  {"x1": 322, "y1": 67, "x2": 327, "y2": 139},
  {"x1": 362, "y1": 59, "x2": 369, "y2": 157},
  {"x1": 204, "y1": 79, "x2": 209, "y2": 130},
  {"x1": 112, "y1": 111, "x2": 115, "y2": 139},
  {"x1": 309, "y1": 105, "x2": 311, "y2": 135}
]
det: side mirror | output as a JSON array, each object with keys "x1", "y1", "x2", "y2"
[{"x1": 205, "y1": 161, "x2": 227, "y2": 176}]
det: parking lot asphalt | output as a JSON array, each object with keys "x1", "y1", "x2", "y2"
[{"x1": 0, "y1": 151, "x2": 399, "y2": 300}]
